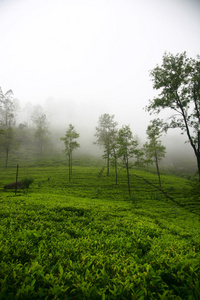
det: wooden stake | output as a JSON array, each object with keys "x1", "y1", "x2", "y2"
[{"x1": 15, "y1": 164, "x2": 19, "y2": 195}]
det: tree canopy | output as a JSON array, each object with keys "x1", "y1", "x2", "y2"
[
  {"x1": 117, "y1": 125, "x2": 140, "y2": 195},
  {"x1": 0, "y1": 87, "x2": 18, "y2": 167},
  {"x1": 146, "y1": 52, "x2": 200, "y2": 181},
  {"x1": 95, "y1": 113, "x2": 118, "y2": 176},
  {"x1": 143, "y1": 119, "x2": 166, "y2": 186},
  {"x1": 60, "y1": 124, "x2": 80, "y2": 182}
]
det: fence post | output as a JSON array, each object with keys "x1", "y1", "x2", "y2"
[{"x1": 15, "y1": 164, "x2": 19, "y2": 195}]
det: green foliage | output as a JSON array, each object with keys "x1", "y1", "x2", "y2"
[
  {"x1": 0, "y1": 87, "x2": 18, "y2": 168},
  {"x1": 0, "y1": 166, "x2": 200, "y2": 299},
  {"x1": 31, "y1": 112, "x2": 50, "y2": 157},
  {"x1": 95, "y1": 113, "x2": 118, "y2": 176},
  {"x1": 117, "y1": 125, "x2": 139, "y2": 160},
  {"x1": 60, "y1": 124, "x2": 80, "y2": 182},
  {"x1": 22, "y1": 177, "x2": 34, "y2": 191},
  {"x1": 146, "y1": 52, "x2": 200, "y2": 180},
  {"x1": 117, "y1": 125, "x2": 142, "y2": 194},
  {"x1": 145, "y1": 120, "x2": 166, "y2": 157},
  {"x1": 0, "y1": 87, "x2": 16, "y2": 129},
  {"x1": 60, "y1": 124, "x2": 80, "y2": 155},
  {"x1": 143, "y1": 119, "x2": 166, "y2": 186},
  {"x1": 128, "y1": 192, "x2": 138, "y2": 204}
]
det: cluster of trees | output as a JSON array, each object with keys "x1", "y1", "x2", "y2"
[
  {"x1": 0, "y1": 88, "x2": 17, "y2": 168},
  {"x1": 94, "y1": 113, "x2": 165, "y2": 194},
  {"x1": 59, "y1": 114, "x2": 166, "y2": 194},
  {"x1": 0, "y1": 90, "x2": 50, "y2": 167},
  {"x1": 58, "y1": 52, "x2": 200, "y2": 189},
  {"x1": 1, "y1": 52, "x2": 200, "y2": 185}
]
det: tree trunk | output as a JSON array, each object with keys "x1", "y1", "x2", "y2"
[
  {"x1": 71, "y1": 151, "x2": 73, "y2": 175},
  {"x1": 155, "y1": 151, "x2": 161, "y2": 187},
  {"x1": 197, "y1": 131, "x2": 200, "y2": 183},
  {"x1": 107, "y1": 151, "x2": 109, "y2": 176},
  {"x1": 115, "y1": 156, "x2": 118, "y2": 185},
  {"x1": 40, "y1": 138, "x2": 43, "y2": 156},
  {"x1": 155, "y1": 160, "x2": 161, "y2": 187},
  {"x1": 178, "y1": 96, "x2": 200, "y2": 182},
  {"x1": 68, "y1": 153, "x2": 71, "y2": 182},
  {"x1": 196, "y1": 152, "x2": 200, "y2": 183},
  {"x1": 38, "y1": 136, "x2": 42, "y2": 157},
  {"x1": 126, "y1": 157, "x2": 131, "y2": 195}
]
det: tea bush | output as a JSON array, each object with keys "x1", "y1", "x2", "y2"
[{"x1": 0, "y1": 165, "x2": 199, "y2": 299}]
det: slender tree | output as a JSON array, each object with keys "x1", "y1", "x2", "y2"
[
  {"x1": 146, "y1": 52, "x2": 200, "y2": 181},
  {"x1": 95, "y1": 113, "x2": 118, "y2": 176},
  {"x1": 60, "y1": 124, "x2": 80, "y2": 182},
  {"x1": 31, "y1": 112, "x2": 49, "y2": 157},
  {"x1": 117, "y1": 125, "x2": 140, "y2": 195},
  {"x1": 110, "y1": 139, "x2": 119, "y2": 184},
  {"x1": 0, "y1": 87, "x2": 18, "y2": 167},
  {"x1": 143, "y1": 119, "x2": 166, "y2": 186}
]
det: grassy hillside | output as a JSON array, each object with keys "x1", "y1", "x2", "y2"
[{"x1": 0, "y1": 165, "x2": 200, "y2": 299}]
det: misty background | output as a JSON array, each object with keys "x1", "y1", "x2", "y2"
[{"x1": 0, "y1": 0, "x2": 200, "y2": 171}]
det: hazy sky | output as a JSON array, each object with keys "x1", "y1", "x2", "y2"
[{"x1": 0, "y1": 0, "x2": 200, "y2": 138}]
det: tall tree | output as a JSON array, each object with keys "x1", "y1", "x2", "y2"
[
  {"x1": 117, "y1": 125, "x2": 140, "y2": 195},
  {"x1": 146, "y1": 52, "x2": 200, "y2": 181},
  {"x1": 31, "y1": 112, "x2": 49, "y2": 157},
  {"x1": 143, "y1": 119, "x2": 166, "y2": 186},
  {"x1": 110, "y1": 138, "x2": 119, "y2": 184},
  {"x1": 95, "y1": 113, "x2": 118, "y2": 176},
  {"x1": 0, "y1": 87, "x2": 18, "y2": 167},
  {"x1": 60, "y1": 124, "x2": 80, "y2": 182}
]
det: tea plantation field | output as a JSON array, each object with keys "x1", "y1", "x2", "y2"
[{"x1": 0, "y1": 165, "x2": 200, "y2": 299}]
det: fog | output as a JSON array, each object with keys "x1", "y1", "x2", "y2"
[
  {"x1": 1, "y1": 0, "x2": 200, "y2": 167},
  {"x1": 15, "y1": 97, "x2": 197, "y2": 174}
]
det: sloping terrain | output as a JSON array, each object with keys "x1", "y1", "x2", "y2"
[{"x1": 0, "y1": 166, "x2": 200, "y2": 299}]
